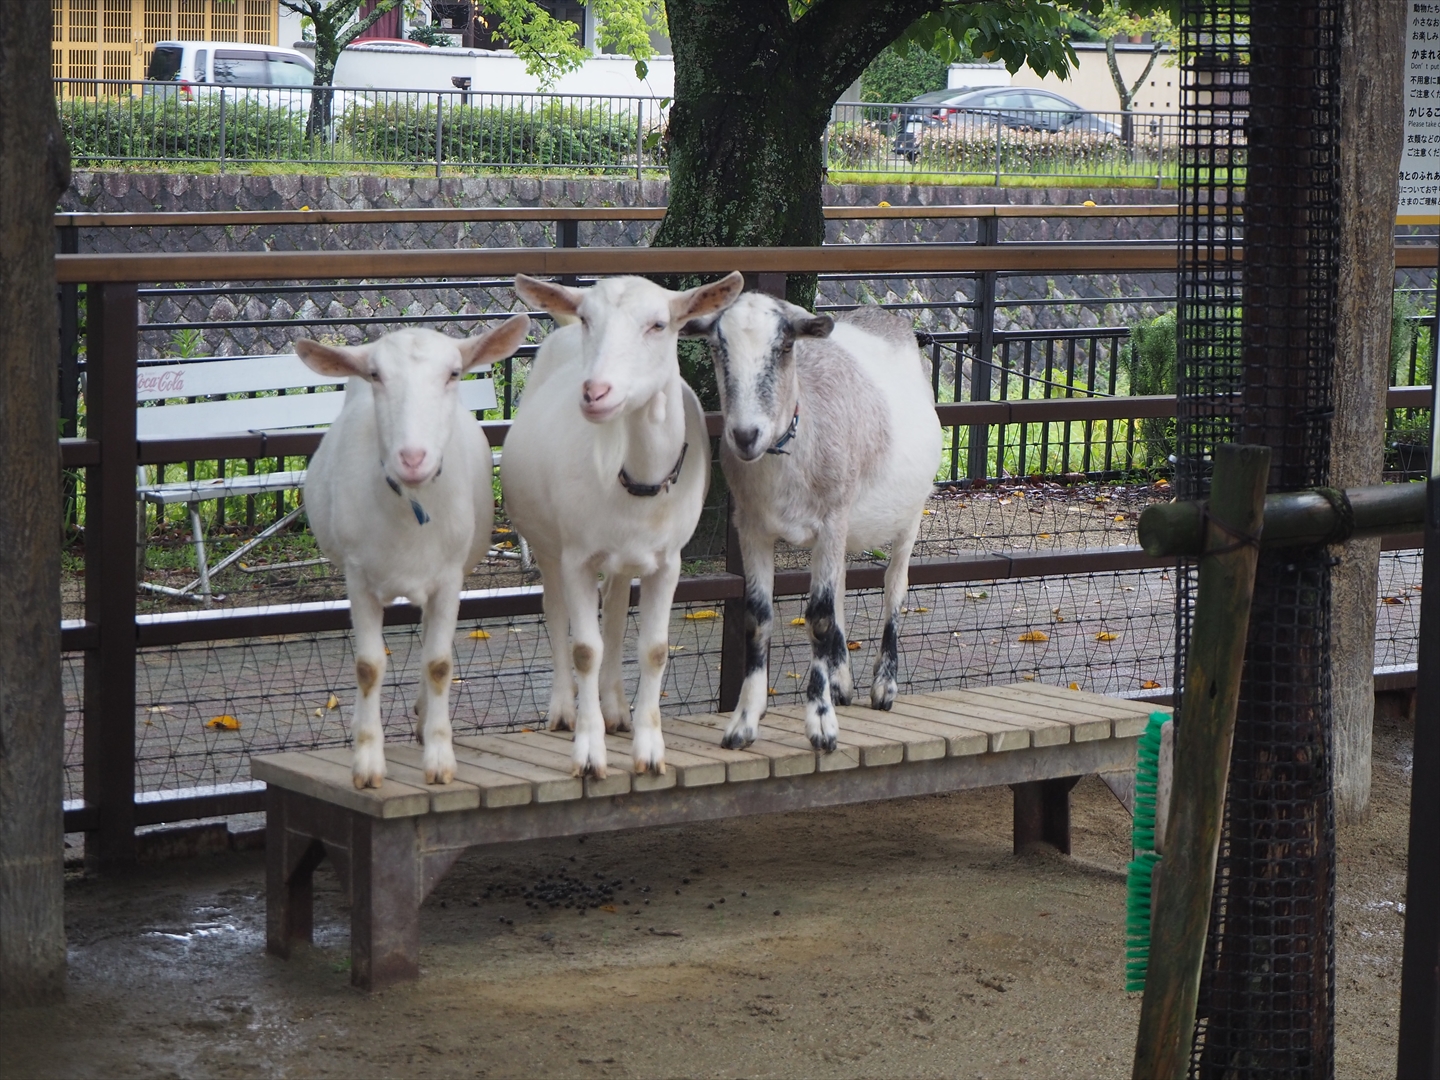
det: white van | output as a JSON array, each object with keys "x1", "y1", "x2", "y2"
[{"x1": 144, "y1": 42, "x2": 314, "y2": 109}]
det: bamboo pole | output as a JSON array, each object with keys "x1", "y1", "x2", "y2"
[
  {"x1": 1132, "y1": 443, "x2": 1271, "y2": 1080},
  {"x1": 1138, "y1": 481, "x2": 1425, "y2": 557}
]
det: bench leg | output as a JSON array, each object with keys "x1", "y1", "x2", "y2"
[
  {"x1": 1011, "y1": 776, "x2": 1081, "y2": 855},
  {"x1": 349, "y1": 816, "x2": 423, "y2": 992},
  {"x1": 188, "y1": 501, "x2": 213, "y2": 605},
  {"x1": 266, "y1": 788, "x2": 324, "y2": 958}
]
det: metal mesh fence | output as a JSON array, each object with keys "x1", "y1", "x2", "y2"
[{"x1": 1177, "y1": 0, "x2": 1342, "y2": 1074}]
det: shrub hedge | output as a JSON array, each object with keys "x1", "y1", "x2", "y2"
[{"x1": 59, "y1": 97, "x2": 307, "y2": 163}]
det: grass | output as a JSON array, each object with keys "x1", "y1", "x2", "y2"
[{"x1": 828, "y1": 169, "x2": 1175, "y2": 189}]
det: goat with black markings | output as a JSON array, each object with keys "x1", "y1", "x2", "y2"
[{"x1": 683, "y1": 296, "x2": 942, "y2": 751}]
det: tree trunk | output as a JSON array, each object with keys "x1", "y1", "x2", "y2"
[
  {"x1": 655, "y1": 0, "x2": 936, "y2": 300},
  {"x1": 1330, "y1": 0, "x2": 1404, "y2": 826},
  {"x1": 0, "y1": 0, "x2": 72, "y2": 1009}
]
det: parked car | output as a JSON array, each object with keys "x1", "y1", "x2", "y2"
[
  {"x1": 144, "y1": 42, "x2": 315, "y2": 111},
  {"x1": 892, "y1": 87, "x2": 1120, "y2": 159}
]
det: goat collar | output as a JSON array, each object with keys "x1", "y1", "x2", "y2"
[
  {"x1": 381, "y1": 460, "x2": 437, "y2": 525},
  {"x1": 767, "y1": 406, "x2": 800, "y2": 455},
  {"x1": 618, "y1": 442, "x2": 688, "y2": 497}
]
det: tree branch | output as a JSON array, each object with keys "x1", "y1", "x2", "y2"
[
  {"x1": 793, "y1": 0, "x2": 942, "y2": 100},
  {"x1": 336, "y1": 0, "x2": 403, "y2": 50},
  {"x1": 1126, "y1": 43, "x2": 1164, "y2": 104}
]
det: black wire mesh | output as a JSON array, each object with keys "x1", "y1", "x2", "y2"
[{"x1": 1177, "y1": 1, "x2": 1341, "y2": 1075}]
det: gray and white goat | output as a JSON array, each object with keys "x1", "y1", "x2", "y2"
[{"x1": 683, "y1": 296, "x2": 943, "y2": 751}]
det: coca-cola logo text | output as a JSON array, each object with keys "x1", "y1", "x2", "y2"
[{"x1": 137, "y1": 369, "x2": 187, "y2": 395}]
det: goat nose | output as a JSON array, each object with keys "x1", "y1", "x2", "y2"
[
  {"x1": 582, "y1": 380, "x2": 612, "y2": 405},
  {"x1": 731, "y1": 426, "x2": 762, "y2": 455},
  {"x1": 398, "y1": 448, "x2": 427, "y2": 471}
]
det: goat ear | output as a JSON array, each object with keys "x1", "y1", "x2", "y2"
[
  {"x1": 678, "y1": 312, "x2": 721, "y2": 338},
  {"x1": 295, "y1": 338, "x2": 372, "y2": 379},
  {"x1": 514, "y1": 274, "x2": 583, "y2": 325},
  {"x1": 458, "y1": 314, "x2": 531, "y2": 371},
  {"x1": 671, "y1": 270, "x2": 744, "y2": 325},
  {"x1": 793, "y1": 314, "x2": 833, "y2": 340}
]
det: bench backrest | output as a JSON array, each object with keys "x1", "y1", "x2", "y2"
[{"x1": 135, "y1": 353, "x2": 497, "y2": 440}]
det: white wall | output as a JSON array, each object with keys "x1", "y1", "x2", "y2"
[
  {"x1": 1010, "y1": 41, "x2": 1179, "y2": 116},
  {"x1": 323, "y1": 41, "x2": 672, "y2": 98},
  {"x1": 947, "y1": 62, "x2": 1010, "y2": 91}
]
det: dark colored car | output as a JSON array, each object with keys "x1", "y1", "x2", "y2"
[{"x1": 892, "y1": 87, "x2": 1121, "y2": 159}]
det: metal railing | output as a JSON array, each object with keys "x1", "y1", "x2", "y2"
[
  {"x1": 826, "y1": 101, "x2": 1179, "y2": 186},
  {"x1": 55, "y1": 78, "x2": 1180, "y2": 184}
]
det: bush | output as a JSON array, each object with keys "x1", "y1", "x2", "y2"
[
  {"x1": 826, "y1": 121, "x2": 889, "y2": 169},
  {"x1": 340, "y1": 99, "x2": 639, "y2": 167},
  {"x1": 914, "y1": 123, "x2": 1149, "y2": 176},
  {"x1": 1122, "y1": 311, "x2": 1177, "y2": 469},
  {"x1": 59, "y1": 96, "x2": 307, "y2": 164},
  {"x1": 860, "y1": 44, "x2": 953, "y2": 105}
]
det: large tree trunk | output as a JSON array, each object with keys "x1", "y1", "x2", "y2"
[
  {"x1": 0, "y1": 0, "x2": 72, "y2": 1008},
  {"x1": 655, "y1": 0, "x2": 935, "y2": 295},
  {"x1": 1330, "y1": 0, "x2": 1404, "y2": 826}
]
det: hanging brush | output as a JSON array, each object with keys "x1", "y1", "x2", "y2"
[{"x1": 1125, "y1": 711, "x2": 1168, "y2": 992}]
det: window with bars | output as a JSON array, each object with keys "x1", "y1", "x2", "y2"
[
  {"x1": 241, "y1": 0, "x2": 270, "y2": 44},
  {"x1": 70, "y1": 0, "x2": 97, "y2": 43},
  {"x1": 177, "y1": 0, "x2": 206, "y2": 39},
  {"x1": 144, "y1": 0, "x2": 174, "y2": 42},
  {"x1": 102, "y1": 0, "x2": 131, "y2": 43},
  {"x1": 210, "y1": 0, "x2": 240, "y2": 41},
  {"x1": 53, "y1": 0, "x2": 64, "y2": 40}
]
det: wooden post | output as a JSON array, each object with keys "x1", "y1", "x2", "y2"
[
  {"x1": 1396, "y1": 379, "x2": 1440, "y2": 1076},
  {"x1": 1132, "y1": 443, "x2": 1270, "y2": 1080}
]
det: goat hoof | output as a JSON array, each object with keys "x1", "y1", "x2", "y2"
[
  {"x1": 352, "y1": 770, "x2": 385, "y2": 790},
  {"x1": 425, "y1": 767, "x2": 454, "y2": 785},
  {"x1": 549, "y1": 715, "x2": 574, "y2": 732},
  {"x1": 720, "y1": 729, "x2": 754, "y2": 751},
  {"x1": 809, "y1": 733, "x2": 839, "y2": 753}
]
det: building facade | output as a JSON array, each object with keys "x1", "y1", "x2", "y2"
[{"x1": 52, "y1": 0, "x2": 279, "y2": 85}]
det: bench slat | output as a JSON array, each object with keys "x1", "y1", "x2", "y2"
[
  {"x1": 987, "y1": 683, "x2": 1169, "y2": 738},
  {"x1": 533, "y1": 728, "x2": 722, "y2": 788},
  {"x1": 251, "y1": 751, "x2": 431, "y2": 818},
  {"x1": 138, "y1": 469, "x2": 309, "y2": 505},
  {"x1": 924, "y1": 690, "x2": 1078, "y2": 748},
  {"x1": 865, "y1": 701, "x2": 992, "y2": 757},
  {"x1": 450, "y1": 741, "x2": 582, "y2": 803},
  {"x1": 387, "y1": 744, "x2": 533, "y2": 808},
  {"x1": 461, "y1": 732, "x2": 633, "y2": 798},
  {"x1": 136, "y1": 378, "x2": 496, "y2": 439},
  {"x1": 668, "y1": 715, "x2": 816, "y2": 778},
  {"x1": 885, "y1": 699, "x2": 1033, "y2": 753},
  {"x1": 830, "y1": 708, "x2": 950, "y2": 761},
  {"x1": 956, "y1": 685, "x2": 1161, "y2": 739},
  {"x1": 765, "y1": 706, "x2": 905, "y2": 767},
  {"x1": 750, "y1": 713, "x2": 861, "y2": 771},
  {"x1": 313, "y1": 746, "x2": 481, "y2": 813},
  {"x1": 646, "y1": 727, "x2": 772, "y2": 783}
]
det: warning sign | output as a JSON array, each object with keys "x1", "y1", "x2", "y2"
[{"x1": 1401, "y1": 1, "x2": 1440, "y2": 222}]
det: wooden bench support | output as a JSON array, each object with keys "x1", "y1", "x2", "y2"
[
  {"x1": 255, "y1": 686, "x2": 1164, "y2": 991},
  {"x1": 1011, "y1": 775, "x2": 1082, "y2": 855}
]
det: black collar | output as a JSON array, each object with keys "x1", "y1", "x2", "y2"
[
  {"x1": 767, "y1": 406, "x2": 800, "y2": 455},
  {"x1": 382, "y1": 459, "x2": 434, "y2": 525},
  {"x1": 619, "y1": 442, "x2": 688, "y2": 497}
]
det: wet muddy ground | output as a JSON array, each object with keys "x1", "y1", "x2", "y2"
[{"x1": 4, "y1": 705, "x2": 1415, "y2": 1079}]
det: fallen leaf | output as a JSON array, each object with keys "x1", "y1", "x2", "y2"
[
  {"x1": 207, "y1": 715, "x2": 240, "y2": 731},
  {"x1": 495, "y1": 526, "x2": 512, "y2": 534},
  {"x1": 599, "y1": 904, "x2": 617, "y2": 913},
  {"x1": 146, "y1": 704, "x2": 172, "y2": 714},
  {"x1": 313, "y1": 708, "x2": 324, "y2": 717},
  {"x1": 1142, "y1": 680, "x2": 1162, "y2": 690},
  {"x1": 326, "y1": 693, "x2": 340, "y2": 710},
  {"x1": 1114, "y1": 515, "x2": 1126, "y2": 522},
  {"x1": 790, "y1": 617, "x2": 807, "y2": 626},
  {"x1": 966, "y1": 590, "x2": 989, "y2": 600},
  {"x1": 785, "y1": 671, "x2": 803, "y2": 679},
  {"x1": 1017, "y1": 631, "x2": 1050, "y2": 643},
  {"x1": 451, "y1": 678, "x2": 464, "y2": 685},
  {"x1": 1382, "y1": 596, "x2": 1406, "y2": 605},
  {"x1": 469, "y1": 629, "x2": 492, "y2": 640},
  {"x1": 1095, "y1": 632, "x2": 1119, "y2": 642},
  {"x1": 1068, "y1": 683, "x2": 1081, "y2": 691},
  {"x1": 385, "y1": 647, "x2": 392, "y2": 655},
  {"x1": 660, "y1": 692, "x2": 669, "y2": 698},
  {"x1": 521, "y1": 727, "x2": 535, "y2": 733},
  {"x1": 685, "y1": 610, "x2": 719, "y2": 620},
  {"x1": 916, "y1": 606, "x2": 930, "y2": 613},
  {"x1": 1021, "y1": 674, "x2": 1037, "y2": 681},
  {"x1": 668, "y1": 644, "x2": 686, "y2": 652},
  {"x1": 767, "y1": 688, "x2": 777, "y2": 696},
  {"x1": 299, "y1": 204, "x2": 311, "y2": 211},
  {"x1": 1037, "y1": 532, "x2": 1051, "y2": 539},
  {"x1": 922, "y1": 509, "x2": 933, "y2": 515},
  {"x1": 847, "y1": 641, "x2": 862, "y2": 651}
]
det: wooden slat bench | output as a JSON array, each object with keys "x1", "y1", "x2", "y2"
[{"x1": 255, "y1": 683, "x2": 1167, "y2": 991}]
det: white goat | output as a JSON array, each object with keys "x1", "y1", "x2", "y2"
[
  {"x1": 682, "y1": 296, "x2": 942, "y2": 751},
  {"x1": 296, "y1": 318, "x2": 531, "y2": 789},
  {"x1": 502, "y1": 272, "x2": 744, "y2": 778}
]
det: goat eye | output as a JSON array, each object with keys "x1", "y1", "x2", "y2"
[
  {"x1": 649, "y1": 321, "x2": 666, "y2": 333},
  {"x1": 449, "y1": 371, "x2": 461, "y2": 382}
]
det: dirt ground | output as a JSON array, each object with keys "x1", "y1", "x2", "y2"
[{"x1": 3, "y1": 704, "x2": 1415, "y2": 1080}]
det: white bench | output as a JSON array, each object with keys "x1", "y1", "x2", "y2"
[{"x1": 135, "y1": 353, "x2": 497, "y2": 603}]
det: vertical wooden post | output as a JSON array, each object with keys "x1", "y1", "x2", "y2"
[
  {"x1": 968, "y1": 213, "x2": 998, "y2": 483},
  {"x1": 1012, "y1": 776, "x2": 1081, "y2": 854},
  {"x1": 83, "y1": 281, "x2": 139, "y2": 871},
  {"x1": 1132, "y1": 443, "x2": 1270, "y2": 1080},
  {"x1": 1397, "y1": 378, "x2": 1440, "y2": 1077}
]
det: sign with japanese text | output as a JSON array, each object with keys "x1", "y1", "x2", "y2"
[{"x1": 1402, "y1": 1, "x2": 1440, "y2": 222}]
